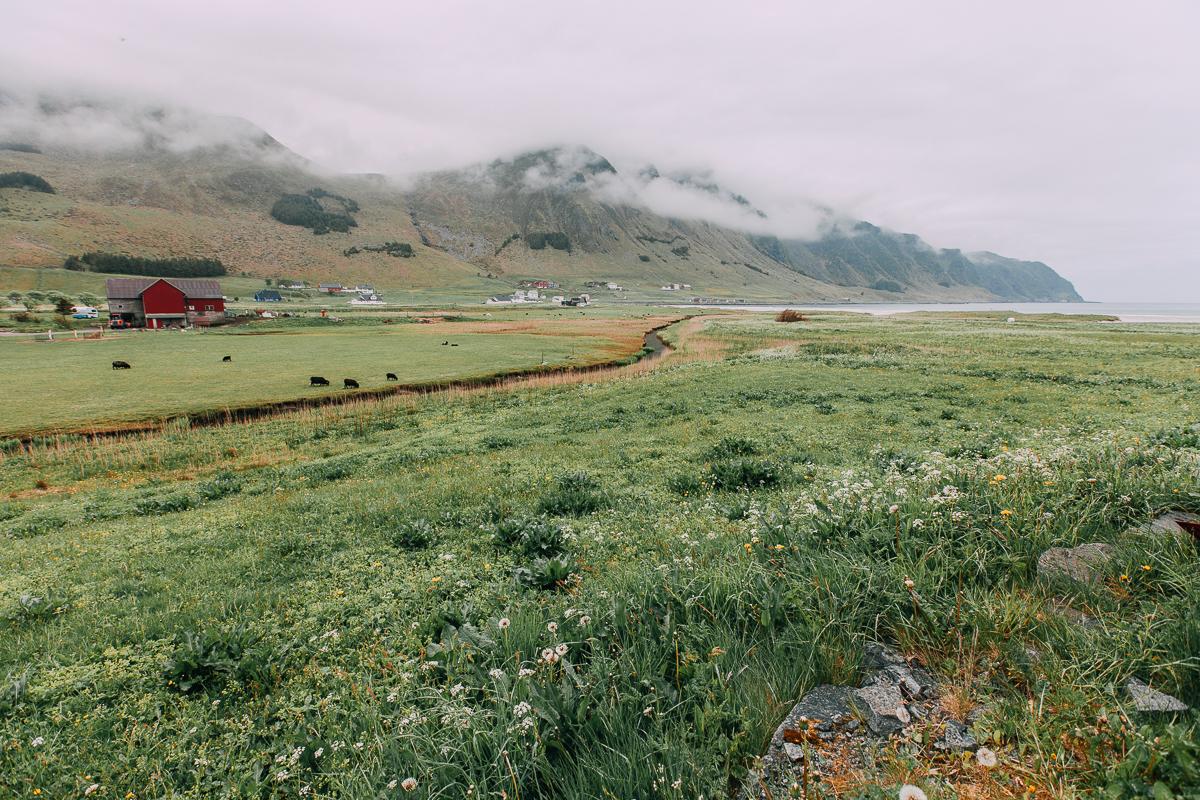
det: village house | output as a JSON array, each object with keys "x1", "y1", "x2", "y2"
[
  {"x1": 254, "y1": 289, "x2": 284, "y2": 302},
  {"x1": 105, "y1": 277, "x2": 225, "y2": 329},
  {"x1": 349, "y1": 290, "x2": 385, "y2": 305},
  {"x1": 318, "y1": 283, "x2": 344, "y2": 294}
]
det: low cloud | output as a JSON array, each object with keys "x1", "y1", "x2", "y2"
[{"x1": 0, "y1": 89, "x2": 295, "y2": 163}]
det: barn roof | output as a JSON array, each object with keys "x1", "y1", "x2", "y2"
[{"x1": 106, "y1": 278, "x2": 223, "y2": 299}]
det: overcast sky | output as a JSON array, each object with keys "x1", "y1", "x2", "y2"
[{"x1": 5, "y1": 0, "x2": 1198, "y2": 300}]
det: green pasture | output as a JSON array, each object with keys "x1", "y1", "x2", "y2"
[
  {"x1": 1, "y1": 312, "x2": 1198, "y2": 798},
  {"x1": 0, "y1": 318, "x2": 636, "y2": 436}
]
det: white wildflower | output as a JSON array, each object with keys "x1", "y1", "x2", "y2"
[
  {"x1": 489, "y1": 668, "x2": 505, "y2": 680},
  {"x1": 898, "y1": 786, "x2": 927, "y2": 800},
  {"x1": 547, "y1": 621, "x2": 558, "y2": 634},
  {"x1": 498, "y1": 617, "x2": 510, "y2": 630},
  {"x1": 30, "y1": 736, "x2": 44, "y2": 747},
  {"x1": 976, "y1": 747, "x2": 998, "y2": 768},
  {"x1": 555, "y1": 643, "x2": 569, "y2": 657},
  {"x1": 401, "y1": 777, "x2": 418, "y2": 791}
]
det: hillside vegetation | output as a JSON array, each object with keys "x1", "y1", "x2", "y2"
[
  {"x1": 0, "y1": 105, "x2": 1081, "y2": 302},
  {"x1": 63, "y1": 252, "x2": 226, "y2": 277},
  {"x1": 0, "y1": 313, "x2": 1197, "y2": 798},
  {"x1": 0, "y1": 172, "x2": 53, "y2": 193}
]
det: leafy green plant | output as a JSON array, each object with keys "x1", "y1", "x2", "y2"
[
  {"x1": 163, "y1": 625, "x2": 267, "y2": 693},
  {"x1": 706, "y1": 457, "x2": 782, "y2": 491},
  {"x1": 6, "y1": 591, "x2": 68, "y2": 627},
  {"x1": 539, "y1": 472, "x2": 608, "y2": 516},
  {"x1": 515, "y1": 555, "x2": 574, "y2": 590},
  {"x1": 389, "y1": 518, "x2": 435, "y2": 550}
]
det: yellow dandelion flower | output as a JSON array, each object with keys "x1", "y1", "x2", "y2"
[
  {"x1": 993, "y1": 474, "x2": 1007, "y2": 482},
  {"x1": 1120, "y1": 574, "x2": 1129, "y2": 581},
  {"x1": 1000, "y1": 509, "x2": 1013, "y2": 518}
]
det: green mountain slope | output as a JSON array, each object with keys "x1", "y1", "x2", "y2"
[{"x1": 0, "y1": 100, "x2": 1081, "y2": 302}]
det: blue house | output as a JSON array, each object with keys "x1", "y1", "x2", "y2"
[{"x1": 254, "y1": 290, "x2": 284, "y2": 302}]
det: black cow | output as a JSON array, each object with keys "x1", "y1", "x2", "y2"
[
  {"x1": 343, "y1": 378, "x2": 360, "y2": 389},
  {"x1": 112, "y1": 360, "x2": 131, "y2": 370},
  {"x1": 310, "y1": 376, "x2": 330, "y2": 386},
  {"x1": 222, "y1": 355, "x2": 232, "y2": 362},
  {"x1": 450, "y1": 343, "x2": 459, "y2": 347},
  {"x1": 386, "y1": 372, "x2": 398, "y2": 381},
  {"x1": 441, "y1": 340, "x2": 449, "y2": 346}
]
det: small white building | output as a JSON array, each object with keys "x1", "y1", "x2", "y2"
[{"x1": 349, "y1": 291, "x2": 385, "y2": 306}]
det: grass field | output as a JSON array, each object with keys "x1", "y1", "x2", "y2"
[
  {"x1": 1, "y1": 312, "x2": 1198, "y2": 798},
  {"x1": 0, "y1": 312, "x2": 672, "y2": 437}
]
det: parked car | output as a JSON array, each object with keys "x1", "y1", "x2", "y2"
[{"x1": 72, "y1": 311, "x2": 99, "y2": 319}]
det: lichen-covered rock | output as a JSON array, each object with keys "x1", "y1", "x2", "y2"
[
  {"x1": 862, "y1": 643, "x2": 937, "y2": 698},
  {"x1": 1037, "y1": 542, "x2": 1115, "y2": 584},
  {"x1": 852, "y1": 682, "x2": 910, "y2": 736},
  {"x1": 1139, "y1": 511, "x2": 1200, "y2": 544},
  {"x1": 1126, "y1": 678, "x2": 1188, "y2": 714},
  {"x1": 743, "y1": 685, "x2": 855, "y2": 799},
  {"x1": 934, "y1": 720, "x2": 978, "y2": 751}
]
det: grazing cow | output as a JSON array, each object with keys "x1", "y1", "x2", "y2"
[
  {"x1": 222, "y1": 355, "x2": 232, "y2": 362},
  {"x1": 310, "y1": 376, "x2": 330, "y2": 386},
  {"x1": 112, "y1": 360, "x2": 131, "y2": 370},
  {"x1": 386, "y1": 372, "x2": 398, "y2": 381},
  {"x1": 450, "y1": 343, "x2": 459, "y2": 347},
  {"x1": 441, "y1": 340, "x2": 449, "y2": 346},
  {"x1": 343, "y1": 378, "x2": 360, "y2": 389}
]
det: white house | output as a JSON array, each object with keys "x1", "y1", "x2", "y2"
[{"x1": 349, "y1": 291, "x2": 386, "y2": 306}]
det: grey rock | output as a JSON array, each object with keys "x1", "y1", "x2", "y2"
[
  {"x1": 744, "y1": 685, "x2": 854, "y2": 800},
  {"x1": 1049, "y1": 598, "x2": 1100, "y2": 628},
  {"x1": 934, "y1": 720, "x2": 978, "y2": 751},
  {"x1": 862, "y1": 642, "x2": 907, "y2": 670},
  {"x1": 852, "y1": 682, "x2": 911, "y2": 736},
  {"x1": 862, "y1": 643, "x2": 937, "y2": 698},
  {"x1": 776, "y1": 684, "x2": 855, "y2": 736},
  {"x1": 966, "y1": 705, "x2": 989, "y2": 727},
  {"x1": 1037, "y1": 542, "x2": 1116, "y2": 584},
  {"x1": 1141, "y1": 511, "x2": 1200, "y2": 544},
  {"x1": 1127, "y1": 678, "x2": 1188, "y2": 714}
]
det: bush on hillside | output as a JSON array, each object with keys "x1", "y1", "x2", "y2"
[
  {"x1": 64, "y1": 252, "x2": 226, "y2": 277},
  {"x1": 0, "y1": 171, "x2": 54, "y2": 193},
  {"x1": 270, "y1": 188, "x2": 358, "y2": 235},
  {"x1": 871, "y1": 279, "x2": 904, "y2": 293},
  {"x1": 526, "y1": 232, "x2": 571, "y2": 252},
  {"x1": 344, "y1": 241, "x2": 414, "y2": 258}
]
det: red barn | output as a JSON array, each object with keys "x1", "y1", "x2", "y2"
[{"x1": 106, "y1": 278, "x2": 225, "y2": 328}]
